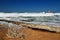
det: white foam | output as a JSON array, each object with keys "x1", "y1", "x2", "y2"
[{"x1": 0, "y1": 12, "x2": 60, "y2": 17}]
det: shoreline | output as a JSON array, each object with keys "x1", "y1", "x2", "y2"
[{"x1": 0, "y1": 20, "x2": 60, "y2": 33}]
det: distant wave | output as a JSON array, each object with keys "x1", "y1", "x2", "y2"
[{"x1": 0, "y1": 12, "x2": 60, "y2": 17}]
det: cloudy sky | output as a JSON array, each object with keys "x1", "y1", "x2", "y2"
[{"x1": 0, "y1": 0, "x2": 60, "y2": 12}]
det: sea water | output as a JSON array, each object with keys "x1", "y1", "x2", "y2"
[{"x1": 0, "y1": 12, "x2": 60, "y2": 27}]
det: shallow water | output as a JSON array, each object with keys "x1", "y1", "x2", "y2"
[
  {"x1": 0, "y1": 15, "x2": 60, "y2": 27},
  {"x1": 15, "y1": 15, "x2": 60, "y2": 27}
]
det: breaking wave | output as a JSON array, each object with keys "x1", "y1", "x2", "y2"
[
  {"x1": 0, "y1": 12, "x2": 60, "y2": 17},
  {"x1": 0, "y1": 12, "x2": 60, "y2": 27}
]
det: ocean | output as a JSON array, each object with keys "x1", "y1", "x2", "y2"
[{"x1": 0, "y1": 12, "x2": 60, "y2": 27}]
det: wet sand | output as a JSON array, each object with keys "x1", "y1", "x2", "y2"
[
  {"x1": 0, "y1": 21, "x2": 60, "y2": 40},
  {"x1": 0, "y1": 26, "x2": 60, "y2": 40}
]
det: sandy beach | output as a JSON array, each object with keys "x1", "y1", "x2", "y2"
[{"x1": 0, "y1": 21, "x2": 60, "y2": 40}]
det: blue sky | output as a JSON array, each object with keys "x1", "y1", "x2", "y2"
[{"x1": 0, "y1": 0, "x2": 60, "y2": 12}]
